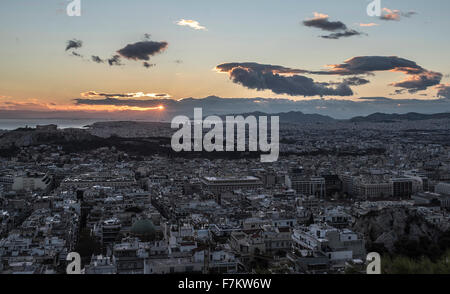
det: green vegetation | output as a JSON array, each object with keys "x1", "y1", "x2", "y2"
[
  {"x1": 393, "y1": 231, "x2": 450, "y2": 261},
  {"x1": 382, "y1": 250, "x2": 450, "y2": 274}
]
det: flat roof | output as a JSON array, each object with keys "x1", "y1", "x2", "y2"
[{"x1": 203, "y1": 176, "x2": 260, "y2": 182}]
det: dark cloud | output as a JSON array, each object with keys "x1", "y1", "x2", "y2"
[
  {"x1": 314, "y1": 56, "x2": 423, "y2": 75},
  {"x1": 65, "y1": 38, "x2": 167, "y2": 68},
  {"x1": 391, "y1": 71, "x2": 443, "y2": 93},
  {"x1": 65, "y1": 39, "x2": 83, "y2": 51},
  {"x1": 143, "y1": 62, "x2": 155, "y2": 69},
  {"x1": 311, "y1": 56, "x2": 442, "y2": 93},
  {"x1": 82, "y1": 91, "x2": 135, "y2": 98},
  {"x1": 393, "y1": 89, "x2": 407, "y2": 95},
  {"x1": 321, "y1": 29, "x2": 364, "y2": 40},
  {"x1": 343, "y1": 77, "x2": 370, "y2": 86},
  {"x1": 108, "y1": 55, "x2": 122, "y2": 66},
  {"x1": 216, "y1": 63, "x2": 353, "y2": 97},
  {"x1": 217, "y1": 57, "x2": 441, "y2": 95},
  {"x1": 71, "y1": 51, "x2": 83, "y2": 58},
  {"x1": 303, "y1": 13, "x2": 365, "y2": 39},
  {"x1": 74, "y1": 97, "x2": 172, "y2": 108},
  {"x1": 436, "y1": 84, "x2": 450, "y2": 99},
  {"x1": 91, "y1": 56, "x2": 104, "y2": 63},
  {"x1": 117, "y1": 40, "x2": 168, "y2": 61},
  {"x1": 303, "y1": 13, "x2": 347, "y2": 31},
  {"x1": 217, "y1": 62, "x2": 308, "y2": 75},
  {"x1": 81, "y1": 91, "x2": 171, "y2": 99}
]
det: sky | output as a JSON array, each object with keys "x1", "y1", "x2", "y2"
[{"x1": 0, "y1": 0, "x2": 449, "y2": 119}]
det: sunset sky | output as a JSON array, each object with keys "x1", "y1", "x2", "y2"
[{"x1": 0, "y1": 0, "x2": 449, "y2": 117}]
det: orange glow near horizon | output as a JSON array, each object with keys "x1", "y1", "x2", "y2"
[
  {"x1": 50, "y1": 104, "x2": 167, "y2": 112},
  {"x1": 0, "y1": 100, "x2": 166, "y2": 112}
]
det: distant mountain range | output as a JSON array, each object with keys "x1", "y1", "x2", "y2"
[
  {"x1": 350, "y1": 112, "x2": 450, "y2": 123},
  {"x1": 219, "y1": 111, "x2": 336, "y2": 124},
  {"x1": 220, "y1": 111, "x2": 450, "y2": 124}
]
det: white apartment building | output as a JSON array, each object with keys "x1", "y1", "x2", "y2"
[{"x1": 291, "y1": 224, "x2": 365, "y2": 261}]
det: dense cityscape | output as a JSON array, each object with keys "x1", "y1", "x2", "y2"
[{"x1": 0, "y1": 116, "x2": 449, "y2": 274}]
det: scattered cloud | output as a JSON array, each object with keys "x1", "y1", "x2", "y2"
[
  {"x1": 380, "y1": 8, "x2": 401, "y2": 21},
  {"x1": 303, "y1": 12, "x2": 364, "y2": 39},
  {"x1": 143, "y1": 62, "x2": 155, "y2": 69},
  {"x1": 176, "y1": 19, "x2": 207, "y2": 31},
  {"x1": 358, "y1": 23, "x2": 379, "y2": 27},
  {"x1": 117, "y1": 40, "x2": 168, "y2": 61},
  {"x1": 312, "y1": 56, "x2": 442, "y2": 93},
  {"x1": 380, "y1": 8, "x2": 417, "y2": 21},
  {"x1": 81, "y1": 91, "x2": 171, "y2": 99},
  {"x1": 108, "y1": 55, "x2": 122, "y2": 66},
  {"x1": 390, "y1": 70, "x2": 442, "y2": 93},
  {"x1": 91, "y1": 56, "x2": 104, "y2": 63},
  {"x1": 303, "y1": 12, "x2": 346, "y2": 31},
  {"x1": 321, "y1": 29, "x2": 364, "y2": 40},
  {"x1": 71, "y1": 51, "x2": 83, "y2": 58},
  {"x1": 216, "y1": 56, "x2": 441, "y2": 96},
  {"x1": 65, "y1": 39, "x2": 83, "y2": 51},
  {"x1": 436, "y1": 84, "x2": 450, "y2": 99},
  {"x1": 64, "y1": 37, "x2": 167, "y2": 68},
  {"x1": 314, "y1": 56, "x2": 423, "y2": 75},
  {"x1": 343, "y1": 77, "x2": 370, "y2": 86},
  {"x1": 74, "y1": 97, "x2": 167, "y2": 109},
  {"x1": 0, "y1": 99, "x2": 55, "y2": 111},
  {"x1": 402, "y1": 11, "x2": 418, "y2": 18}
]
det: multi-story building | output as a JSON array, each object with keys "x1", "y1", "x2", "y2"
[
  {"x1": 113, "y1": 238, "x2": 148, "y2": 274},
  {"x1": 435, "y1": 182, "x2": 450, "y2": 195},
  {"x1": 12, "y1": 172, "x2": 52, "y2": 192},
  {"x1": 84, "y1": 255, "x2": 117, "y2": 274},
  {"x1": 391, "y1": 178, "x2": 414, "y2": 198},
  {"x1": 290, "y1": 224, "x2": 365, "y2": 261},
  {"x1": 61, "y1": 173, "x2": 137, "y2": 189},
  {"x1": 101, "y1": 218, "x2": 122, "y2": 247},
  {"x1": 0, "y1": 175, "x2": 13, "y2": 191},
  {"x1": 262, "y1": 226, "x2": 292, "y2": 254},
  {"x1": 288, "y1": 176, "x2": 326, "y2": 198},
  {"x1": 201, "y1": 176, "x2": 263, "y2": 194}
]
